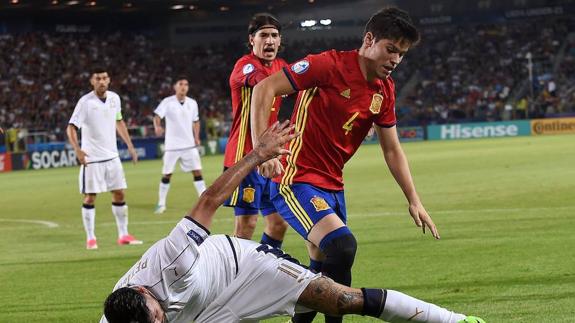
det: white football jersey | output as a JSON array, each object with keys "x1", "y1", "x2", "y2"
[
  {"x1": 154, "y1": 96, "x2": 199, "y2": 151},
  {"x1": 101, "y1": 218, "x2": 237, "y2": 323},
  {"x1": 69, "y1": 91, "x2": 122, "y2": 162}
]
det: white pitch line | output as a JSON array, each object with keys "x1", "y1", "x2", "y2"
[
  {"x1": 356, "y1": 206, "x2": 575, "y2": 218},
  {"x1": 0, "y1": 219, "x2": 59, "y2": 228}
]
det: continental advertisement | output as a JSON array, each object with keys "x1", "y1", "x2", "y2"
[
  {"x1": 531, "y1": 117, "x2": 575, "y2": 135},
  {"x1": 427, "y1": 120, "x2": 531, "y2": 140}
]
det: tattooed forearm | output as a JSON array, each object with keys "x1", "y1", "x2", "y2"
[{"x1": 297, "y1": 277, "x2": 364, "y2": 316}]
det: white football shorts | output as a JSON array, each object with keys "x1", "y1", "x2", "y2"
[
  {"x1": 78, "y1": 157, "x2": 127, "y2": 194},
  {"x1": 162, "y1": 148, "x2": 202, "y2": 175},
  {"x1": 195, "y1": 238, "x2": 319, "y2": 322}
]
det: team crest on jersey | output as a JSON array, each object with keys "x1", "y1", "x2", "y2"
[
  {"x1": 310, "y1": 196, "x2": 330, "y2": 212},
  {"x1": 242, "y1": 187, "x2": 256, "y2": 203},
  {"x1": 369, "y1": 93, "x2": 384, "y2": 114},
  {"x1": 242, "y1": 63, "x2": 255, "y2": 75},
  {"x1": 291, "y1": 60, "x2": 310, "y2": 74}
]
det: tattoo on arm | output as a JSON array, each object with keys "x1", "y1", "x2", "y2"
[{"x1": 298, "y1": 277, "x2": 364, "y2": 316}]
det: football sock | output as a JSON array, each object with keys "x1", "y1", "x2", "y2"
[
  {"x1": 81, "y1": 204, "x2": 96, "y2": 240},
  {"x1": 361, "y1": 288, "x2": 466, "y2": 322},
  {"x1": 309, "y1": 259, "x2": 323, "y2": 273},
  {"x1": 193, "y1": 175, "x2": 206, "y2": 196},
  {"x1": 260, "y1": 232, "x2": 283, "y2": 249},
  {"x1": 158, "y1": 177, "x2": 170, "y2": 206},
  {"x1": 112, "y1": 202, "x2": 129, "y2": 237},
  {"x1": 320, "y1": 229, "x2": 357, "y2": 323}
]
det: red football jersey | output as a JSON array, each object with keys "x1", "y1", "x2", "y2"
[
  {"x1": 224, "y1": 53, "x2": 288, "y2": 167},
  {"x1": 278, "y1": 50, "x2": 397, "y2": 190}
]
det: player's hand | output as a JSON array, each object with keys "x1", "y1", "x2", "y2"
[
  {"x1": 76, "y1": 149, "x2": 88, "y2": 166},
  {"x1": 195, "y1": 139, "x2": 201, "y2": 146},
  {"x1": 0, "y1": 127, "x2": 3, "y2": 134},
  {"x1": 408, "y1": 202, "x2": 440, "y2": 239},
  {"x1": 155, "y1": 126, "x2": 164, "y2": 137},
  {"x1": 253, "y1": 120, "x2": 298, "y2": 167},
  {"x1": 259, "y1": 158, "x2": 284, "y2": 178},
  {"x1": 129, "y1": 147, "x2": 139, "y2": 164}
]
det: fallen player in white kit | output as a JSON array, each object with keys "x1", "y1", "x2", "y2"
[{"x1": 101, "y1": 121, "x2": 485, "y2": 323}]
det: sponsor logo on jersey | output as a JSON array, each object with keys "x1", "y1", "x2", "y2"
[
  {"x1": 340, "y1": 88, "x2": 351, "y2": 99},
  {"x1": 370, "y1": 93, "x2": 384, "y2": 114},
  {"x1": 242, "y1": 187, "x2": 256, "y2": 203},
  {"x1": 242, "y1": 63, "x2": 255, "y2": 75},
  {"x1": 291, "y1": 60, "x2": 310, "y2": 74},
  {"x1": 310, "y1": 196, "x2": 330, "y2": 212},
  {"x1": 187, "y1": 229, "x2": 205, "y2": 245}
]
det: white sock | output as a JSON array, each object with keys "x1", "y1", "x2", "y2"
[
  {"x1": 158, "y1": 182, "x2": 170, "y2": 206},
  {"x1": 81, "y1": 205, "x2": 96, "y2": 240},
  {"x1": 381, "y1": 290, "x2": 466, "y2": 323},
  {"x1": 112, "y1": 203, "x2": 129, "y2": 237},
  {"x1": 194, "y1": 180, "x2": 206, "y2": 196}
]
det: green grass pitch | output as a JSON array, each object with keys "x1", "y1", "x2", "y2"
[{"x1": 1, "y1": 135, "x2": 574, "y2": 322}]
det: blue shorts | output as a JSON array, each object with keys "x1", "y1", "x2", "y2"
[
  {"x1": 224, "y1": 169, "x2": 277, "y2": 216},
  {"x1": 270, "y1": 182, "x2": 347, "y2": 239}
]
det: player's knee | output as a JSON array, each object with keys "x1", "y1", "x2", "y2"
[
  {"x1": 83, "y1": 194, "x2": 96, "y2": 205},
  {"x1": 320, "y1": 233, "x2": 357, "y2": 268},
  {"x1": 112, "y1": 190, "x2": 125, "y2": 202},
  {"x1": 161, "y1": 175, "x2": 171, "y2": 184},
  {"x1": 320, "y1": 231, "x2": 357, "y2": 285},
  {"x1": 235, "y1": 216, "x2": 258, "y2": 238}
]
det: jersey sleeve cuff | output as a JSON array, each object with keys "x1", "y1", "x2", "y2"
[
  {"x1": 180, "y1": 216, "x2": 210, "y2": 246},
  {"x1": 375, "y1": 122, "x2": 396, "y2": 128},
  {"x1": 282, "y1": 67, "x2": 300, "y2": 92},
  {"x1": 68, "y1": 122, "x2": 80, "y2": 129}
]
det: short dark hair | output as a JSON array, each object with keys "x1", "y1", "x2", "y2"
[
  {"x1": 103, "y1": 287, "x2": 151, "y2": 323},
  {"x1": 173, "y1": 75, "x2": 189, "y2": 84},
  {"x1": 91, "y1": 66, "x2": 107, "y2": 75},
  {"x1": 364, "y1": 7, "x2": 420, "y2": 46},
  {"x1": 248, "y1": 12, "x2": 281, "y2": 35}
]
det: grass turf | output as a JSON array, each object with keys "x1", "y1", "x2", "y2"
[{"x1": 0, "y1": 134, "x2": 574, "y2": 322}]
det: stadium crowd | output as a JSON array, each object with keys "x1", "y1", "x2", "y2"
[{"x1": 0, "y1": 17, "x2": 574, "y2": 144}]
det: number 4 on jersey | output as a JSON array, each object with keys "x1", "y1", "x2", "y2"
[{"x1": 342, "y1": 112, "x2": 360, "y2": 135}]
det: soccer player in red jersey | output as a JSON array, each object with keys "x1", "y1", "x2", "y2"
[
  {"x1": 251, "y1": 8, "x2": 439, "y2": 323},
  {"x1": 223, "y1": 13, "x2": 289, "y2": 249}
]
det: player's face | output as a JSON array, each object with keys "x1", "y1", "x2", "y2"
[
  {"x1": 250, "y1": 27, "x2": 281, "y2": 64},
  {"x1": 140, "y1": 289, "x2": 167, "y2": 323},
  {"x1": 174, "y1": 79, "x2": 189, "y2": 96},
  {"x1": 90, "y1": 72, "x2": 110, "y2": 94},
  {"x1": 363, "y1": 33, "x2": 410, "y2": 79}
]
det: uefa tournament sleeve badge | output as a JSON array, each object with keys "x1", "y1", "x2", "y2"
[{"x1": 369, "y1": 93, "x2": 383, "y2": 114}]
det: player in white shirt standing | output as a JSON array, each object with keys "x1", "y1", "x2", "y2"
[
  {"x1": 66, "y1": 67, "x2": 142, "y2": 250},
  {"x1": 153, "y1": 76, "x2": 206, "y2": 214},
  {"x1": 101, "y1": 121, "x2": 485, "y2": 323}
]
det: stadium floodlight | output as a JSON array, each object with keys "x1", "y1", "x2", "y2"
[
  {"x1": 10, "y1": 0, "x2": 19, "y2": 4},
  {"x1": 66, "y1": 0, "x2": 79, "y2": 5},
  {"x1": 320, "y1": 19, "x2": 332, "y2": 26},
  {"x1": 189, "y1": 5, "x2": 196, "y2": 10},
  {"x1": 300, "y1": 20, "x2": 317, "y2": 27},
  {"x1": 170, "y1": 4, "x2": 185, "y2": 10}
]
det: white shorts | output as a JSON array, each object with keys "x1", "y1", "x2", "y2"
[
  {"x1": 162, "y1": 148, "x2": 202, "y2": 175},
  {"x1": 78, "y1": 157, "x2": 127, "y2": 194},
  {"x1": 195, "y1": 238, "x2": 319, "y2": 323}
]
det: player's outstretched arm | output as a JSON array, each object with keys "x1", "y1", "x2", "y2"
[
  {"x1": 251, "y1": 70, "x2": 296, "y2": 178},
  {"x1": 190, "y1": 121, "x2": 298, "y2": 230},
  {"x1": 375, "y1": 125, "x2": 440, "y2": 239},
  {"x1": 297, "y1": 276, "x2": 480, "y2": 322}
]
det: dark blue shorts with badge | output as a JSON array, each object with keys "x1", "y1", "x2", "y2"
[
  {"x1": 224, "y1": 169, "x2": 277, "y2": 216},
  {"x1": 270, "y1": 182, "x2": 347, "y2": 239}
]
